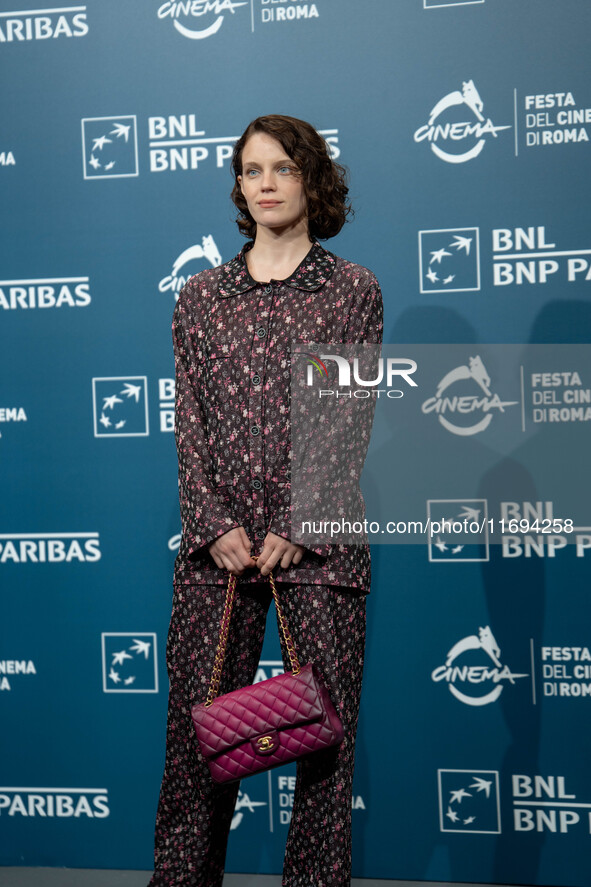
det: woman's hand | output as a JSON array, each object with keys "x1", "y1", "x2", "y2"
[
  {"x1": 208, "y1": 527, "x2": 255, "y2": 576},
  {"x1": 256, "y1": 532, "x2": 304, "y2": 577}
]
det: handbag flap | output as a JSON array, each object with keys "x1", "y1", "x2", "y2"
[{"x1": 191, "y1": 663, "x2": 325, "y2": 758}]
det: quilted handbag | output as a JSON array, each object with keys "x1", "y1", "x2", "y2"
[{"x1": 191, "y1": 568, "x2": 344, "y2": 784}]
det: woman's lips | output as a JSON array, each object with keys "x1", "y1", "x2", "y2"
[{"x1": 258, "y1": 201, "x2": 282, "y2": 207}]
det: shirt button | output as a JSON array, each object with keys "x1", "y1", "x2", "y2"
[
  {"x1": 256, "y1": 326, "x2": 266, "y2": 338},
  {"x1": 252, "y1": 478, "x2": 263, "y2": 490},
  {"x1": 255, "y1": 530, "x2": 265, "y2": 540},
  {"x1": 250, "y1": 425, "x2": 260, "y2": 436},
  {"x1": 252, "y1": 374, "x2": 261, "y2": 385},
  {"x1": 264, "y1": 285, "x2": 272, "y2": 294}
]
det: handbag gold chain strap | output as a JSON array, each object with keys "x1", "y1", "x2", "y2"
[{"x1": 204, "y1": 565, "x2": 301, "y2": 708}]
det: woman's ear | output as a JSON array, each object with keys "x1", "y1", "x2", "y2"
[{"x1": 237, "y1": 175, "x2": 243, "y2": 196}]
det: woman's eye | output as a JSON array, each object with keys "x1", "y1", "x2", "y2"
[
  {"x1": 246, "y1": 169, "x2": 259, "y2": 177},
  {"x1": 279, "y1": 166, "x2": 295, "y2": 174}
]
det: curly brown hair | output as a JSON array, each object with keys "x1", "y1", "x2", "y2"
[{"x1": 231, "y1": 114, "x2": 352, "y2": 240}]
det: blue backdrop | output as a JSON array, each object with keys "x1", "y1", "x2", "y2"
[{"x1": 1, "y1": 1, "x2": 591, "y2": 884}]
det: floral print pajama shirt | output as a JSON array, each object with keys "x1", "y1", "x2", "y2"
[{"x1": 149, "y1": 240, "x2": 383, "y2": 887}]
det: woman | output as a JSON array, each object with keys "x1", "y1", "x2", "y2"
[{"x1": 149, "y1": 114, "x2": 383, "y2": 887}]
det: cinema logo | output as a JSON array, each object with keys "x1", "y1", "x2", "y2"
[
  {"x1": 0, "y1": 532, "x2": 101, "y2": 564},
  {"x1": 0, "y1": 659, "x2": 36, "y2": 692},
  {"x1": 0, "y1": 5, "x2": 88, "y2": 42},
  {"x1": 0, "y1": 277, "x2": 90, "y2": 310},
  {"x1": 414, "y1": 79, "x2": 510, "y2": 163},
  {"x1": 431, "y1": 626, "x2": 529, "y2": 706},
  {"x1": 421, "y1": 355, "x2": 518, "y2": 436},
  {"x1": 157, "y1": 0, "x2": 248, "y2": 40},
  {"x1": 0, "y1": 406, "x2": 28, "y2": 439},
  {"x1": 0, "y1": 787, "x2": 109, "y2": 818},
  {"x1": 158, "y1": 237, "x2": 223, "y2": 300}
]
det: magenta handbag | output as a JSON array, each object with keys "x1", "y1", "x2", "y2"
[{"x1": 191, "y1": 569, "x2": 344, "y2": 784}]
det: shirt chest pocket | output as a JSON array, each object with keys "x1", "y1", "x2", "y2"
[{"x1": 204, "y1": 342, "x2": 249, "y2": 404}]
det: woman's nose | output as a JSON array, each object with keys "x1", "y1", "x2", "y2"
[{"x1": 260, "y1": 170, "x2": 276, "y2": 190}]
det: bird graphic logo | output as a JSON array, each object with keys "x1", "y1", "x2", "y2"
[
  {"x1": 102, "y1": 633, "x2": 158, "y2": 693},
  {"x1": 92, "y1": 377, "x2": 149, "y2": 437},
  {"x1": 82, "y1": 116, "x2": 138, "y2": 179},
  {"x1": 427, "y1": 499, "x2": 489, "y2": 562},
  {"x1": 438, "y1": 770, "x2": 501, "y2": 833},
  {"x1": 419, "y1": 228, "x2": 480, "y2": 293}
]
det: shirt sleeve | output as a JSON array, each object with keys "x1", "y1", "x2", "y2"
[
  {"x1": 173, "y1": 286, "x2": 240, "y2": 560},
  {"x1": 268, "y1": 271, "x2": 384, "y2": 554}
]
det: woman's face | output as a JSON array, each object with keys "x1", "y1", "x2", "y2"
[{"x1": 238, "y1": 132, "x2": 308, "y2": 236}]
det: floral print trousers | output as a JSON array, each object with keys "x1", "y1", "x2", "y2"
[{"x1": 148, "y1": 579, "x2": 367, "y2": 887}]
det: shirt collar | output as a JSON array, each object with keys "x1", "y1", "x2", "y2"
[{"x1": 218, "y1": 240, "x2": 336, "y2": 298}]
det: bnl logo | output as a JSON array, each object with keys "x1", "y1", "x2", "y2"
[
  {"x1": 81, "y1": 116, "x2": 139, "y2": 179},
  {"x1": 439, "y1": 771, "x2": 588, "y2": 835},
  {"x1": 92, "y1": 377, "x2": 149, "y2": 437},
  {"x1": 427, "y1": 499, "x2": 489, "y2": 562},
  {"x1": 101, "y1": 633, "x2": 158, "y2": 693},
  {"x1": 438, "y1": 770, "x2": 501, "y2": 834},
  {"x1": 418, "y1": 228, "x2": 480, "y2": 293}
]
